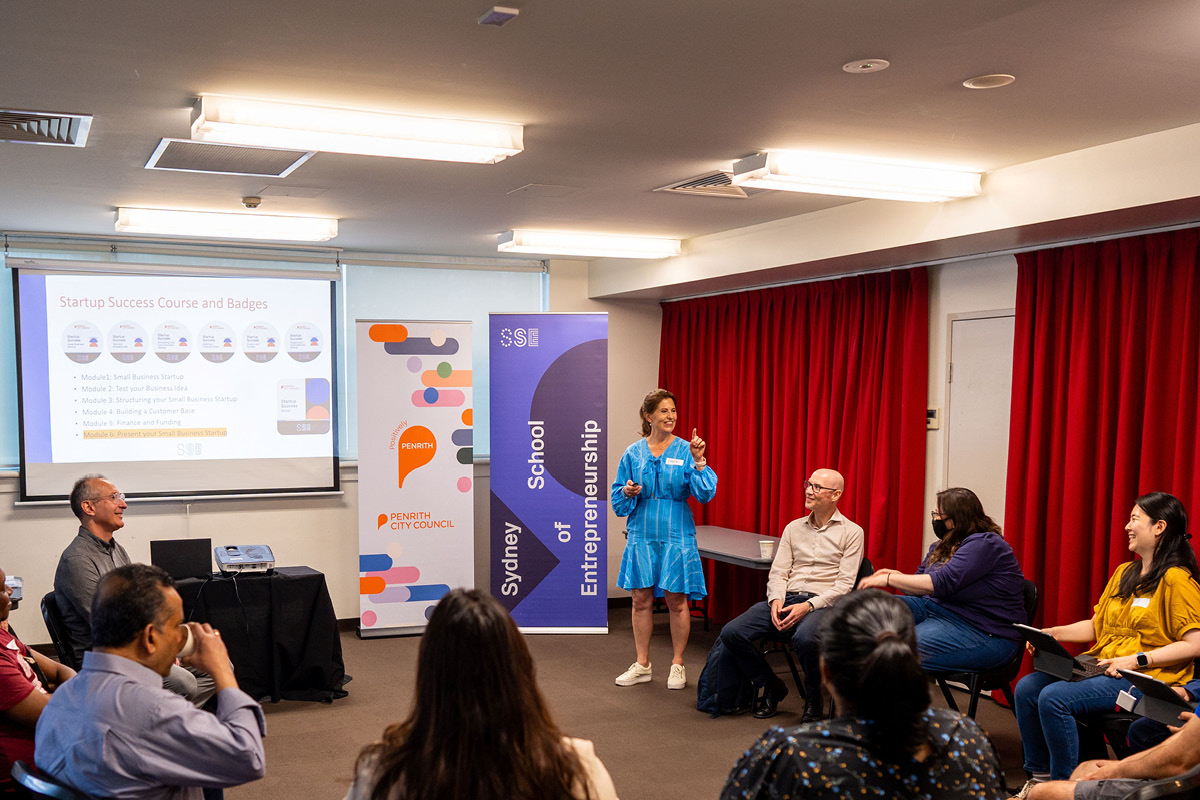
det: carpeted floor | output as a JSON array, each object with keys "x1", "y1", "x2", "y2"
[{"x1": 228, "y1": 606, "x2": 1029, "y2": 799}]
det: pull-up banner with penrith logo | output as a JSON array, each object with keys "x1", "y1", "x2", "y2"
[
  {"x1": 490, "y1": 313, "x2": 608, "y2": 632},
  {"x1": 357, "y1": 319, "x2": 474, "y2": 636}
]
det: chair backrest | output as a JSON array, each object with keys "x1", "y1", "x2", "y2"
[
  {"x1": 1022, "y1": 579, "x2": 1039, "y2": 626},
  {"x1": 10, "y1": 761, "x2": 91, "y2": 800},
  {"x1": 39, "y1": 592, "x2": 80, "y2": 672},
  {"x1": 1121, "y1": 761, "x2": 1200, "y2": 799},
  {"x1": 854, "y1": 557, "x2": 874, "y2": 588}
]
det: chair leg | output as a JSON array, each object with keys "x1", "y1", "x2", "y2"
[
  {"x1": 965, "y1": 674, "x2": 982, "y2": 719},
  {"x1": 781, "y1": 648, "x2": 806, "y2": 700},
  {"x1": 936, "y1": 678, "x2": 960, "y2": 713},
  {"x1": 1000, "y1": 685, "x2": 1016, "y2": 713}
]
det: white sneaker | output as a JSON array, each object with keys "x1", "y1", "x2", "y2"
[
  {"x1": 667, "y1": 663, "x2": 686, "y2": 690},
  {"x1": 615, "y1": 662, "x2": 652, "y2": 686}
]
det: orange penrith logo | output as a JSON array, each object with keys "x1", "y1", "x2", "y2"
[{"x1": 397, "y1": 425, "x2": 436, "y2": 487}]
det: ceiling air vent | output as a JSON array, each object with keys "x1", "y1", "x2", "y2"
[
  {"x1": 654, "y1": 170, "x2": 767, "y2": 199},
  {"x1": 145, "y1": 139, "x2": 315, "y2": 177},
  {"x1": 0, "y1": 109, "x2": 92, "y2": 147}
]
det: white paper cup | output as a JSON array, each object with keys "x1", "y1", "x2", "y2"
[
  {"x1": 178, "y1": 624, "x2": 195, "y2": 658},
  {"x1": 759, "y1": 540, "x2": 775, "y2": 559}
]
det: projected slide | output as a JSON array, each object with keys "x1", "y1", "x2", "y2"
[{"x1": 16, "y1": 267, "x2": 337, "y2": 500}]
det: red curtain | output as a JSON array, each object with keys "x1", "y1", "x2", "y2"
[
  {"x1": 1006, "y1": 229, "x2": 1200, "y2": 629},
  {"x1": 658, "y1": 268, "x2": 929, "y2": 623}
]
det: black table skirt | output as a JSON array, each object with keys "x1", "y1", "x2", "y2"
[{"x1": 176, "y1": 566, "x2": 348, "y2": 703}]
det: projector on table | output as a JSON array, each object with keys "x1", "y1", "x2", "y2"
[{"x1": 214, "y1": 545, "x2": 275, "y2": 574}]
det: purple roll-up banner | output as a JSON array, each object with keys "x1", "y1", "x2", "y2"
[{"x1": 489, "y1": 313, "x2": 608, "y2": 632}]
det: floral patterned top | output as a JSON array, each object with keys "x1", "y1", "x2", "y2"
[{"x1": 720, "y1": 708, "x2": 1005, "y2": 800}]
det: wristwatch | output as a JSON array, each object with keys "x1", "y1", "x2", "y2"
[{"x1": 1136, "y1": 652, "x2": 1150, "y2": 668}]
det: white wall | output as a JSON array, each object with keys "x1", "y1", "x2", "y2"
[
  {"x1": 588, "y1": 121, "x2": 1200, "y2": 301},
  {"x1": 0, "y1": 466, "x2": 358, "y2": 645},
  {"x1": 921, "y1": 256, "x2": 1019, "y2": 552},
  {"x1": 1, "y1": 261, "x2": 662, "y2": 645}
]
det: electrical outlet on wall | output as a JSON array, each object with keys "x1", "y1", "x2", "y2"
[{"x1": 926, "y1": 408, "x2": 941, "y2": 430}]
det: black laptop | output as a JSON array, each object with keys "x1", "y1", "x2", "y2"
[
  {"x1": 1015, "y1": 623, "x2": 1109, "y2": 681},
  {"x1": 1118, "y1": 669, "x2": 1198, "y2": 725},
  {"x1": 150, "y1": 538, "x2": 213, "y2": 580}
]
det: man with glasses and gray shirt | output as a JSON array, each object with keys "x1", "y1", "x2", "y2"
[
  {"x1": 717, "y1": 468, "x2": 863, "y2": 722},
  {"x1": 54, "y1": 474, "x2": 214, "y2": 705}
]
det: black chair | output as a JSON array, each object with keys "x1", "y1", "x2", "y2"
[
  {"x1": 759, "y1": 556, "x2": 875, "y2": 701},
  {"x1": 40, "y1": 592, "x2": 80, "y2": 672},
  {"x1": 11, "y1": 761, "x2": 91, "y2": 800},
  {"x1": 928, "y1": 578, "x2": 1039, "y2": 718},
  {"x1": 1078, "y1": 711, "x2": 1135, "y2": 761},
  {"x1": 1120, "y1": 762, "x2": 1200, "y2": 800}
]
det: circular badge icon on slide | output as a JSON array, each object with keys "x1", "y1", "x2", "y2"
[
  {"x1": 242, "y1": 321, "x2": 280, "y2": 363},
  {"x1": 108, "y1": 321, "x2": 148, "y2": 363},
  {"x1": 154, "y1": 321, "x2": 192, "y2": 363},
  {"x1": 198, "y1": 321, "x2": 237, "y2": 363},
  {"x1": 287, "y1": 321, "x2": 322, "y2": 363},
  {"x1": 62, "y1": 321, "x2": 103, "y2": 364}
]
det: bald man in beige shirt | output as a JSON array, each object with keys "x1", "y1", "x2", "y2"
[{"x1": 716, "y1": 468, "x2": 863, "y2": 721}]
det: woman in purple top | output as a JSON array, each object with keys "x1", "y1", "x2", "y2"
[{"x1": 858, "y1": 487, "x2": 1026, "y2": 671}]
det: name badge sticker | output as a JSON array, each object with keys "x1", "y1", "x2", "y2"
[
  {"x1": 665, "y1": 457, "x2": 685, "y2": 466},
  {"x1": 1133, "y1": 598, "x2": 1151, "y2": 608}
]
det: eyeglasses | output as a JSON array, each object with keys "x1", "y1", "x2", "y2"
[
  {"x1": 804, "y1": 481, "x2": 835, "y2": 494},
  {"x1": 930, "y1": 511, "x2": 946, "y2": 520},
  {"x1": 92, "y1": 492, "x2": 126, "y2": 503}
]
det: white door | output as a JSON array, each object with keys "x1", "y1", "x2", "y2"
[{"x1": 945, "y1": 313, "x2": 1015, "y2": 528}]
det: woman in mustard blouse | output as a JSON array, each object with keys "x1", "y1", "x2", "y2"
[{"x1": 1014, "y1": 491, "x2": 1200, "y2": 790}]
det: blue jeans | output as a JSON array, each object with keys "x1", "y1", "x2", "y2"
[
  {"x1": 1127, "y1": 713, "x2": 1178, "y2": 754},
  {"x1": 718, "y1": 594, "x2": 826, "y2": 700},
  {"x1": 898, "y1": 595, "x2": 1020, "y2": 671},
  {"x1": 1015, "y1": 670, "x2": 1130, "y2": 779}
]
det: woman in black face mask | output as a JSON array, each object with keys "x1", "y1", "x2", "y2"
[{"x1": 857, "y1": 487, "x2": 1026, "y2": 671}]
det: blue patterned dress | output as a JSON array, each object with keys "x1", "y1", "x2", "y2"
[{"x1": 611, "y1": 436, "x2": 717, "y2": 600}]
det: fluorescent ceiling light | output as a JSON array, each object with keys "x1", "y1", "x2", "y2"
[
  {"x1": 115, "y1": 208, "x2": 338, "y2": 242},
  {"x1": 498, "y1": 230, "x2": 682, "y2": 259},
  {"x1": 191, "y1": 95, "x2": 523, "y2": 164},
  {"x1": 731, "y1": 151, "x2": 982, "y2": 202}
]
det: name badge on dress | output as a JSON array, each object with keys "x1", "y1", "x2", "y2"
[
  {"x1": 1132, "y1": 598, "x2": 1151, "y2": 608},
  {"x1": 665, "y1": 457, "x2": 685, "y2": 466}
]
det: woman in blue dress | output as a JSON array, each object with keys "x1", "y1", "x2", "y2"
[{"x1": 611, "y1": 388, "x2": 717, "y2": 691}]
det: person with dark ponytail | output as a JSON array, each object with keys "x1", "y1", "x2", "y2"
[
  {"x1": 858, "y1": 487, "x2": 1027, "y2": 671},
  {"x1": 348, "y1": 589, "x2": 619, "y2": 800},
  {"x1": 720, "y1": 590, "x2": 1005, "y2": 799},
  {"x1": 1012, "y1": 491, "x2": 1200, "y2": 795}
]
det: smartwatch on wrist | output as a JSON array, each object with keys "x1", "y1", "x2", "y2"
[{"x1": 1136, "y1": 652, "x2": 1150, "y2": 668}]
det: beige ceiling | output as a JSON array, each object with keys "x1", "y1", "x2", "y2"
[{"x1": 4, "y1": 0, "x2": 1200, "y2": 258}]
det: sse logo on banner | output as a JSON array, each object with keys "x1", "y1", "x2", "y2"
[{"x1": 498, "y1": 327, "x2": 539, "y2": 348}]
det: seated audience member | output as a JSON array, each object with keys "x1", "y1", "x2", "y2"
[
  {"x1": 35, "y1": 564, "x2": 265, "y2": 799},
  {"x1": 0, "y1": 565, "x2": 75, "y2": 795},
  {"x1": 716, "y1": 467, "x2": 863, "y2": 721},
  {"x1": 858, "y1": 486, "x2": 1025, "y2": 671},
  {"x1": 1126, "y1": 670, "x2": 1200, "y2": 753},
  {"x1": 349, "y1": 588, "x2": 619, "y2": 800},
  {"x1": 1013, "y1": 492, "x2": 1200, "y2": 795},
  {"x1": 55, "y1": 474, "x2": 215, "y2": 705},
  {"x1": 720, "y1": 590, "x2": 1005, "y2": 799},
  {"x1": 1027, "y1": 711, "x2": 1200, "y2": 800}
]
